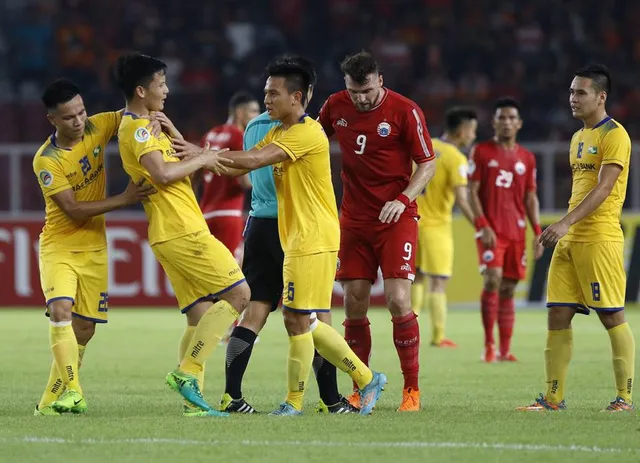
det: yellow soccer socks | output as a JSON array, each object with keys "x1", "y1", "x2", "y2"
[
  {"x1": 411, "y1": 281, "x2": 424, "y2": 315},
  {"x1": 178, "y1": 325, "x2": 205, "y2": 390},
  {"x1": 39, "y1": 342, "x2": 88, "y2": 409},
  {"x1": 312, "y1": 320, "x2": 373, "y2": 389},
  {"x1": 179, "y1": 301, "x2": 238, "y2": 377},
  {"x1": 285, "y1": 332, "x2": 315, "y2": 411},
  {"x1": 428, "y1": 292, "x2": 447, "y2": 345},
  {"x1": 545, "y1": 329, "x2": 572, "y2": 404},
  {"x1": 49, "y1": 321, "x2": 81, "y2": 393},
  {"x1": 608, "y1": 322, "x2": 635, "y2": 402}
]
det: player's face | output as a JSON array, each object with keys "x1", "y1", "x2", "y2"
[
  {"x1": 237, "y1": 101, "x2": 261, "y2": 128},
  {"x1": 492, "y1": 107, "x2": 522, "y2": 140},
  {"x1": 345, "y1": 73, "x2": 383, "y2": 112},
  {"x1": 48, "y1": 94, "x2": 87, "y2": 140},
  {"x1": 140, "y1": 71, "x2": 169, "y2": 112},
  {"x1": 264, "y1": 76, "x2": 301, "y2": 121},
  {"x1": 569, "y1": 76, "x2": 606, "y2": 120},
  {"x1": 457, "y1": 118, "x2": 478, "y2": 148}
]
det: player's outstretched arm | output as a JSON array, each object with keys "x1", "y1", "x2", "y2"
[
  {"x1": 51, "y1": 179, "x2": 156, "y2": 222},
  {"x1": 172, "y1": 139, "x2": 247, "y2": 177},
  {"x1": 540, "y1": 164, "x2": 622, "y2": 247},
  {"x1": 468, "y1": 180, "x2": 497, "y2": 248},
  {"x1": 453, "y1": 185, "x2": 475, "y2": 226},
  {"x1": 140, "y1": 148, "x2": 229, "y2": 186}
]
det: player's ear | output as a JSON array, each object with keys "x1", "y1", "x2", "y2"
[
  {"x1": 46, "y1": 112, "x2": 56, "y2": 128},
  {"x1": 135, "y1": 85, "x2": 146, "y2": 100},
  {"x1": 378, "y1": 74, "x2": 384, "y2": 87}
]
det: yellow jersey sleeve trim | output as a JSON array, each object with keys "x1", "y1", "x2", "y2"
[
  {"x1": 601, "y1": 158, "x2": 626, "y2": 168},
  {"x1": 136, "y1": 145, "x2": 163, "y2": 160},
  {"x1": 272, "y1": 140, "x2": 298, "y2": 161},
  {"x1": 43, "y1": 184, "x2": 72, "y2": 198}
]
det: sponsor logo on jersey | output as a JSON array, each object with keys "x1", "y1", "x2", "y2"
[
  {"x1": 514, "y1": 161, "x2": 526, "y2": 175},
  {"x1": 93, "y1": 145, "x2": 101, "y2": 157},
  {"x1": 482, "y1": 250, "x2": 495, "y2": 263},
  {"x1": 377, "y1": 122, "x2": 391, "y2": 137},
  {"x1": 39, "y1": 170, "x2": 53, "y2": 187},
  {"x1": 572, "y1": 162, "x2": 596, "y2": 171},
  {"x1": 401, "y1": 263, "x2": 412, "y2": 272},
  {"x1": 336, "y1": 118, "x2": 348, "y2": 127},
  {"x1": 134, "y1": 127, "x2": 151, "y2": 143},
  {"x1": 588, "y1": 146, "x2": 598, "y2": 155},
  {"x1": 488, "y1": 159, "x2": 499, "y2": 168}
]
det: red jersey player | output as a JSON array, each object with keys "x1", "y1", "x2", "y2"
[
  {"x1": 196, "y1": 92, "x2": 260, "y2": 261},
  {"x1": 318, "y1": 52, "x2": 435, "y2": 412},
  {"x1": 468, "y1": 97, "x2": 544, "y2": 364}
]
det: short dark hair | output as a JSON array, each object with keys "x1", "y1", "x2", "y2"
[
  {"x1": 574, "y1": 63, "x2": 611, "y2": 94},
  {"x1": 266, "y1": 55, "x2": 317, "y2": 106},
  {"x1": 445, "y1": 107, "x2": 477, "y2": 132},
  {"x1": 494, "y1": 97, "x2": 521, "y2": 115},
  {"x1": 42, "y1": 78, "x2": 81, "y2": 110},
  {"x1": 340, "y1": 51, "x2": 380, "y2": 85},
  {"x1": 114, "y1": 53, "x2": 167, "y2": 101},
  {"x1": 229, "y1": 91, "x2": 257, "y2": 111}
]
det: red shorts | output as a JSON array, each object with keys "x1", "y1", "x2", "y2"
[
  {"x1": 206, "y1": 216, "x2": 244, "y2": 256},
  {"x1": 337, "y1": 217, "x2": 418, "y2": 282},
  {"x1": 476, "y1": 237, "x2": 526, "y2": 281}
]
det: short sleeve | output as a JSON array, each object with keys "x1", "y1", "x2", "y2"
[
  {"x1": 317, "y1": 98, "x2": 335, "y2": 137},
  {"x1": 33, "y1": 155, "x2": 72, "y2": 197},
  {"x1": 125, "y1": 122, "x2": 165, "y2": 161},
  {"x1": 468, "y1": 145, "x2": 484, "y2": 183},
  {"x1": 87, "y1": 111, "x2": 122, "y2": 139},
  {"x1": 601, "y1": 129, "x2": 631, "y2": 169},
  {"x1": 403, "y1": 105, "x2": 435, "y2": 163},
  {"x1": 269, "y1": 121, "x2": 326, "y2": 162},
  {"x1": 449, "y1": 152, "x2": 469, "y2": 187},
  {"x1": 254, "y1": 127, "x2": 274, "y2": 151}
]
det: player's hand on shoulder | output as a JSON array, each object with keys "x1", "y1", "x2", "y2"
[
  {"x1": 480, "y1": 227, "x2": 497, "y2": 249},
  {"x1": 379, "y1": 200, "x2": 406, "y2": 224},
  {"x1": 539, "y1": 219, "x2": 570, "y2": 248},
  {"x1": 148, "y1": 111, "x2": 183, "y2": 140},
  {"x1": 122, "y1": 178, "x2": 157, "y2": 204},
  {"x1": 140, "y1": 115, "x2": 163, "y2": 138}
]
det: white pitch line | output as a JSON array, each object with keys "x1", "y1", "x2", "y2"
[{"x1": 1, "y1": 437, "x2": 638, "y2": 454}]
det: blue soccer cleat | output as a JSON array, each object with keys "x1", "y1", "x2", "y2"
[
  {"x1": 166, "y1": 369, "x2": 212, "y2": 411},
  {"x1": 269, "y1": 402, "x2": 303, "y2": 416},
  {"x1": 359, "y1": 371, "x2": 387, "y2": 415}
]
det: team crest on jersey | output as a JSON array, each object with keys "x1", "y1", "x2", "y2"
[
  {"x1": 377, "y1": 122, "x2": 391, "y2": 137},
  {"x1": 514, "y1": 161, "x2": 526, "y2": 175},
  {"x1": 588, "y1": 146, "x2": 598, "y2": 155},
  {"x1": 93, "y1": 145, "x2": 101, "y2": 157},
  {"x1": 482, "y1": 250, "x2": 495, "y2": 263},
  {"x1": 39, "y1": 170, "x2": 53, "y2": 187},
  {"x1": 517, "y1": 219, "x2": 526, "y2": 229},
  {"x1": 468, "y1": 160, "x2": 476, "y2": 174},
  {"x1": 134, "y1": 127, "x2": 150, "y2": 143},
  {"x1": 336, "y1": 118, "x2": 348, "y2": 127}
]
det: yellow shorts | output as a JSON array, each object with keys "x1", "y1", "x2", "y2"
[
  {"x1": 547, "y1": 240, "x2": 626, "y2": 314},
  {"x1": 282, "y1": 251, "x2": 338, "y2": 313},
  {"x1": 152, "y1": 230, "x2": 245, "y2": 312},
  {"x1": 39, "y1": 248, "x2": 109, "y2": 323},
  {"x1": 416, "y1": 224, "x2": 453, "y2": 278}
]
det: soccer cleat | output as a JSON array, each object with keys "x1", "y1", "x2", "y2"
[
  {"x1": 51, "y1": 390, "x2": 87, "y2": 414},
  {"x1": 498, "y1": 353, "x2": 518, "y2": 362},
  {"x1": 431, "y1": 339, "x2": 457, "y2": 348},
  {"x1": 516, "y1": 394, "x2": 567, "y2": 411},
  {"x1": 33, "y1": 404, "x2": 61, "y2": 416},
  {"x1": 602, "y1": 397, "x2": 634, "y2": 412},
  {"x1": 482, "y1": 344, "x2": 496, "y2": 363},
  {"x1": 166, "y1": 369, "x2": 212, "y2": 411},
  {"x1": 315, "y1": 396, "x2": 360, "y2": 414},
  {"x1": 269, "y1": 402, "x2": 302, "y2": 416},
  {"x1": 397, "y1": 387, "x2": 421, "y2": 412},
  {"x1": 346, "y1": 390, "x2": 361, "y2": 409},
  {"x1": 219, "y1": 393, "x2": 257, "y2": 414},
  {"x1": 359, "y1": 371, "x2": 387, "y2": 415},
  {"x1": 182, "y1": 404, "x2": 230, "y2": 417}
]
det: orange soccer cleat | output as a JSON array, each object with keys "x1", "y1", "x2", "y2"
[
  {"x1": 346, "y1": 390, "x2": 361, "y2": 409},
  {"x1": 481, "y1": 344, "x2": 496, "y2": 363},
  {"x1": 602, "y1": 397, "x2": 634, "y2": 412},
  {"x1": 397, "y1": 387, "x2": 421, "y2": 412},
  {"x1": 498, "y1": 352, "x2": 518, "y2": 362},
  {"x1": 433, "y1": 339, "x2": 457, "y2": 348},
  {"x1": 516, "y1": 394, "x2": 566, "y2": 411}
]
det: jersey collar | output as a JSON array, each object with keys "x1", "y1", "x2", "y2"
[
  {"x1": 592, "y1": 115, "x2": 612, "y2": 129},
  {"x1": 50, "y1": 133, "x2": 74, "y2": 151}
]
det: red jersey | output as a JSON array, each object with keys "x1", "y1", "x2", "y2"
[
  {"x1": 318, "y1": 89, "x2": 434, "y2": 223},
  {"x1": 199, "y1": 123, "x2": 245, "y2": 218},
  {"x1": 469, "y1": 140, "x2": 537, "y2": 241}
]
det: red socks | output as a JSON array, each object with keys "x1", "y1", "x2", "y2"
[
  {"x1": 498, "y1": 297, "x2": 515, "y2": 356},
  {"x1": 481, "y1": 290, "x2": 499, "y2": 346},
  {"x1": 392, "y1": 312, "x2": 420, "y2": 390}
]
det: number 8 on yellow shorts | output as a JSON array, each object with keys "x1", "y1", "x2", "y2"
[
  {"x1": 282, "y1": 251, "x2": 338, "y2": 313},
  {"x1": 546, "y1": 240, "x2": 626, "y2": 315}
]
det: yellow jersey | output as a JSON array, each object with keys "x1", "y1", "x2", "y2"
[
  {"x1": 565, "y1": 116, "x2": 630, "y2": 242},
  {"x1": 416, "y1": 137, "x2": 468, "y2": 227},
  {"x1": 255, "y1": 116, "x2": 339, "y2": 256},
  {"x1": 118, "y1": 113, "x2": 207, "y2": 245},
  {"x1": 33, "y1": 111, "x2": 121, "y2": 253}
]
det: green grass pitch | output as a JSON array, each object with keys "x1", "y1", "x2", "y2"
[{"x1": 1, "y1": 307, "x2": 639, "y2": 463}]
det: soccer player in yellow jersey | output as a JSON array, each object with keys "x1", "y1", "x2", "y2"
[
  {"x1": 114, "y1": 53, "x2": 250, "y2": 417},
  {"x1": 412, "y1": 107, "x2": 478, "y2": 347},
  {"x1": 176, "y1": 56, "x2": 387, "y2": 416},
  {"x1": 33, "y1": 78, "x2": 156, "y2": 416},
  {"x1": 518, "y1": 64, "x2": 635, "y2": 412}
]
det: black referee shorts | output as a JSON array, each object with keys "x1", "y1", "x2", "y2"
[{"x1": 242, "y1": 216, "x2": 284, "y2": 311}]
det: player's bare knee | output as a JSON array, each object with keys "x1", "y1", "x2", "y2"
[
  {"x1": 317, "y1": 311, "x2": 332, "y2": 325},
  {"x1": 283, "y1": 309, "x2": 309, "y2": 336},
  {"x1": 597, "y1": 310, "x2": 626, "y2": 330},
  {"x1": 343, "y1": 283, "x2": 370, "y2": 319},
  {"x1": 429, "y1": 276, "x2": 447, "y2": 293},
  {"x1": 48, "y1": 300, "x2": 73, "y2": 323},
  {"x1": 72, "y1": 317, "x2": 96, "y2": 345},
  {"x1": 547, "y1": 306, "x2": 574, "y2": 330}
]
